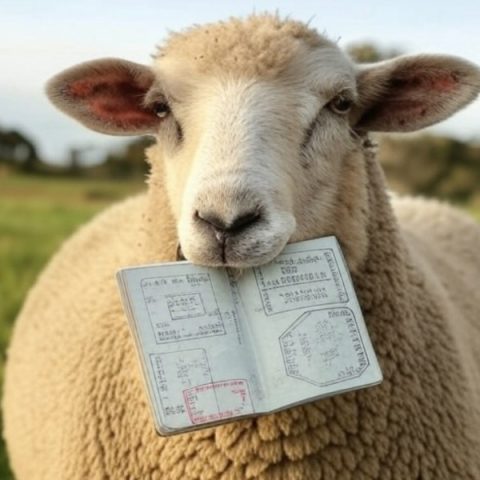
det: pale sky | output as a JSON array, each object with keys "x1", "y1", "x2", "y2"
[{"x1": 1, "y1": 0, "x2": 480, "y2": 164}]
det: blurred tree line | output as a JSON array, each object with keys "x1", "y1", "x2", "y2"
[
  {"x1": 1, "y1": 42, "x2": 479, "y2": 205},
  {"x1": 0, "y1": 125, "x2": 152, "y2": 179},
  {"x1": 89, "y1": 139, "x2": 153, "y2": 179},
  {"x1": 0, "y1": 127, "x2": 41, "y2": 173},
  {"x1": 378, "y1": 135, "x2": 480, "y2": 203}
]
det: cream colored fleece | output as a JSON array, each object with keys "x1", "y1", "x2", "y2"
[{"x1": 3, "y1": 149, "x2": 480, "y2": 479}]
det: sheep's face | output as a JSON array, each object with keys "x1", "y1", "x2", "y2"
[
  {"x1": 46, "y1": 15, "x2": 480, "y2": 268},
  {"x1": 155, "y1": 46, "x2": 359, "y2": 267}
]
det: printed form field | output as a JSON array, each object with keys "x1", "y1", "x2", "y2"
[
  {"x1": 141, "y1": 273, "x2": 226, "y2": 343},
  {"x1": 253, "y1": 249, "x2": 349, "y2": 315}
]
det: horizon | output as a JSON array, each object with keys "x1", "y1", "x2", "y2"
[{"x1": 2, "y1": 0, "x2": 480, "y2": 164}]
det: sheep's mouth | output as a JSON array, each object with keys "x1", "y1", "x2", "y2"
[
  {"x1": 177, "y1": 211, "x2": 296, "y2": 268},
  {"x1": 175, "y1": 234, "x2": 290, "y2": 269},
  {"x1": 176, "y1": 243, "x2": 186, "y2": 261}
]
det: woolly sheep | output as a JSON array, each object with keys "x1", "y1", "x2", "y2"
[{"x1": 4, "y1": 14, "x2": 480, "y2": 480}]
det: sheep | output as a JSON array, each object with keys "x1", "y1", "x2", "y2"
[{"x1": 3, "y1": 13, "x2": 480, "y2": 480}]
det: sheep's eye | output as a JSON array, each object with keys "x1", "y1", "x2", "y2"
[
  {"x1": 329, "y1": 95, "x2": 353, "y2": 115},
  {"x1": 153, "y1": 102, "x2": 171, "y2": 118}
]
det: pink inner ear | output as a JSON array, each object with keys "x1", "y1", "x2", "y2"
[
  {"x1": 381, "y1": 70, "x2": 461, "y2": 127},
  {"x1": 356, "y1": 59, "x2": 470, "y2": 132},
  {"x1": 68, "y1": 72, "x2": 157, "y2": 128},
  {"x1": 392, "y1": 70, "x2": 460, "y2": 94},
  {"x1": 430, "y1": 72, "x2": 459, "y2": 92},
  {"x1": 363, "y1": 99, "x2": 427, "y2": 129}
]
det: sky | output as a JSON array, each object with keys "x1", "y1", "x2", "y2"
[{"x1": 1, "y1": 0, "x2": 480, "y2": 164}]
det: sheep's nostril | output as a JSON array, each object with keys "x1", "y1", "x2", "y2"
[
  {"x1": 195, "y1": 211, "x2": 228, "y2": 231},
  {"x1": 228, "y1": 211, "x2": 261, "y2": 233},
  {"x1": 195, "y1": 209, "x2": 261, "y2": 235}
]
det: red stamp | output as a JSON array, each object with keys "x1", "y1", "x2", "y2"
[{"x1": 183, "y1": 379, "x2": 254, "y2": 425}]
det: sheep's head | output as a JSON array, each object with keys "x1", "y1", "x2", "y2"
[{"x1": 47, "y1": 15, "x2": 480, "y2": 269}]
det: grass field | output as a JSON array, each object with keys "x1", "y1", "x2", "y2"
[
  {"x1": 0, "y1": 173, "x2": 145, "y2": 479},
  {"x1": 0, "y1": 173, "x2": 478, "y2": 479}
]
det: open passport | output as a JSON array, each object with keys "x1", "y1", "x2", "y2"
[{"x1": 116, "y1": 236, "x2": 383, "y2": 435}]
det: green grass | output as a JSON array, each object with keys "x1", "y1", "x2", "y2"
[
  {"x1": 467, "y1": 206, "x2": 480, "y2": 221},
  {"x1": 0, "y1": 173, "x2": 145, "y2": 479}
]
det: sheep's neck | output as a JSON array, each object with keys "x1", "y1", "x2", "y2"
[{"x1": 350, "y1": 147, "x2": 414, "y2": 317}]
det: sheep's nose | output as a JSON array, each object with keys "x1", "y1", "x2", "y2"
[{"x1": 195, "y1": 209, "x2": 261, "y2": 237}]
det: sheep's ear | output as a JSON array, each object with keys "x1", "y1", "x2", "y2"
[
  {"x1": 46, "y1": 58, "x2": 161, "y2": 136},
  {"x1": 352, "y1": 54, "x2": 480, "y2": 132}
]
